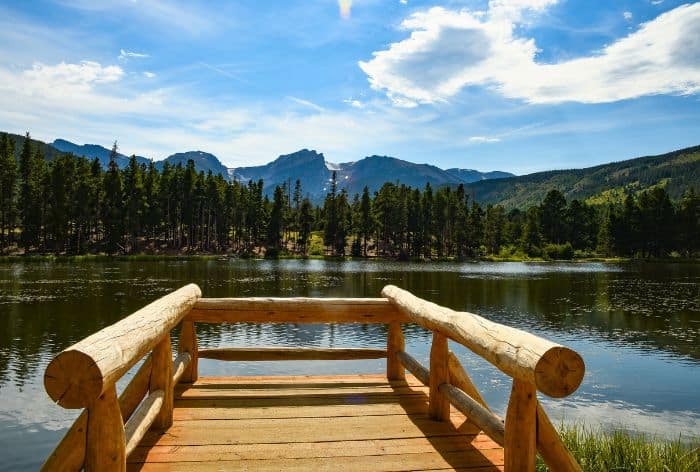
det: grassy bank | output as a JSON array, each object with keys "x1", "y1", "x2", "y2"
[{"x1": 538, "y1": 425, "x2": 699, "y2": 471}]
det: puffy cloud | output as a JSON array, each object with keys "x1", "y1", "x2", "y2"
[
  {"x1": 21, "y1": 61, "x2": 123, "y2": 95},
  {"x1": 359, "y1": 3, "x2": 700, "y2": 106},
  {"x1": 623, "y1": 11, "x2": 633, "y2": 21}
]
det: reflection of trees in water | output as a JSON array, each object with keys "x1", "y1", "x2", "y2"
[{"x1": 0, "y1": 261, "x2": 698, "y2": 388}]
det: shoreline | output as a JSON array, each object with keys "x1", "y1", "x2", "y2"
[{"x1": 0, "y1": 253, "x2": 698, "y2": 264}]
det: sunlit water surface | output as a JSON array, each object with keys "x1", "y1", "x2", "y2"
[{"x1": 0, "y1": 260, "x2": 699, "y2": 470}]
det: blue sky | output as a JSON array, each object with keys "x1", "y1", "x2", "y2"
[{"x1": 0, "y1": 0, "x2": 698, "y2": 174}]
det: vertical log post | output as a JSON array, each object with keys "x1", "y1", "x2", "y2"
[
  {"x1": 178, "y1": 320, "x2": 198, "y2": 383},
  {"x1": 505, "y1": 379, "x2": 537, "y2": 472},
  {"x1": 85, "y1": 384, "x2": 126, "y2": 472},
  {"x1": 429, "y1": 332, "x2": 450, "y2": 421},
  {"x1": 150, "y1": 333, "x2": 174, "y2": 429},
  {"x1": 386, "y1": 321, "x2": 405, "y2": 381}
]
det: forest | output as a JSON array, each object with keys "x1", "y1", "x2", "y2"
[{"x1": 0, "y1": 133, "x2": 698, "y2": 259}]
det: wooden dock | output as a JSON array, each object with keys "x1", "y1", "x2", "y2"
[
  {"x1": 41, "y1": 285, "x2": 585, "y2": 472},
  {"x1": 129, "y1": 374, "x2": 503, "y2": 471}
]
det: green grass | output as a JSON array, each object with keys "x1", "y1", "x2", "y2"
[{"x1": 537, "y1": 425, "x2": 699, "y2": 472}]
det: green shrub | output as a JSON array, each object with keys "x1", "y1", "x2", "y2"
[{"x1": 544, "y1": 242, "x2": 574, "y2": 260}]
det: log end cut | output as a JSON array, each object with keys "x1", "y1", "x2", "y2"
[
  {"x1": 44, "y1": 350, "x2": 104, "y2": 409},
  {"x1": 535, "y1": 346, "x2": 585, "y2": 398}
]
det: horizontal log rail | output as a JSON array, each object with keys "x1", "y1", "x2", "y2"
[
  {"x1": 124, "y1": 389, "x2": 164, "y2": 456},
  {"x1": 199, "y1": 347, "x2": 387, "y2": 361},
  {"x1": 44, "y1": 284, "x2": 201, "y2": 409},
  {"x1": 382, "y1": 285, "x2": 585, "y2": 398},
  {"x1": 188, "y1": 297, "x2": 406, "y2": 324},
  {"x1": 42, "y1": 284, "x2": 584, "y2": 472}
]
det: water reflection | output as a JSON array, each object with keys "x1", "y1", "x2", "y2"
[{"x1": 0, "y1": 260, "x2": 698, "y2": 469}]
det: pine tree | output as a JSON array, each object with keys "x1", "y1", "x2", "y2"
[
  {"x1": 123, "y1": 156, "x2": 145, "y2": 253},
  {"x1": 266, "y1": 185, "x2": 284, "y2": 255},
  {"x1": 323, "y1": 171, "x2": 338, "y2": 254},
  {"x1": 422, "y1": 183, "x2": 434, "y2": 258},
  {"x1": 677, "y1": 188, "x2": 699, "y2": 256},
  {"x1": 298, "y1": 197, "x2": 313, "y2": 255},
  {"x1": 521, "y1": 206, "x2": 542, "y2": 256},
  {"x1": 18, "y1": 133, "x2": 38, "y2": 250},
  {"x1": 0, "y1": 134, "x2": 17, "y2": 249},
  {"x1": 540, "y1": 189, "x2": 567, "y2": 244},
  {"x1": 102, "y1": 142, "x2": 124, "y2": 254},
  {"x1": 484, "y1": 204, "x2": 506, "y2": 255}
]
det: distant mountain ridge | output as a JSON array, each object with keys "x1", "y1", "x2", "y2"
[
  {"x1": 45, "y1": 139, "x2": 514, "y2": 200},
  {"x1": 463, "y1": 145, "x2": 700, "y2": 208},
  {"x1": 3, "y1": 133, "x2": 696, "y2": 209},
  {"x1": 52, "y1": 139, "x2": 150, "y2": 168}
]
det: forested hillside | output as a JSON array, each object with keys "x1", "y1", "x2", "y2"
[
  {"x1": 0, "y1": 133, "x2": 697, "y2": 259},
  {"x1": 466, "y1": 146, "x2": 700, "y2": 208}
]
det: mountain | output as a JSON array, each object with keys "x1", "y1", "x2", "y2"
[
  {"x1": 158, "y1": 151, "x2": 229, "y2": 177},
  {"x1": 337, "y1": 155, "x2": 465, "y2": 196},
  {"x1": 4, "y1": 133, "x2": 66, "y2": 162},
  {"x1": 232, "y1": 149, "x2": 331, "y2": 200},
  {"x1": 11, "y1": 132, "x2": 696, "y2": 211},
  {"x1": 446, "y1": 168, "x2": 514, "y2": 182},
  {"x1": 52, "y1": 139, "x2": 150, "y2": 168},
  {"x1": 231, "y1": 150, "x2": 511, "y2": 201},
  {"x1": 464, "y1": 145, "x2": 700, "y2": 208}
]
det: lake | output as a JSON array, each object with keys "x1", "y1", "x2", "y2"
[{"x1": 0, "y1": 259, "x2": 699, "y2": 470}]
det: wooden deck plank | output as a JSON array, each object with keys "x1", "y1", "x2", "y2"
[
  {"x1": 132, "y1": 375, "x2": 504, "y2": 471},
  {"x1": 129, "y1": 436, "x2": 501, "y2": 462},
  {"x1": 128, "y1": 452, "x2": 503, "y2": 472}
]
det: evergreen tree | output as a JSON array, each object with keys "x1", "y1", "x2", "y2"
[
  {"x1": 323, "y1": 171, "x2": 338, "y2": 254},
  {"x1": 334, "y1": 189, "x2": 350, "y2": 256},
  {"x1": 422, "y1": 183, "x2": 434, "y2": 258},
  {"x1": 298, "y1": 197, "x2": 313, "y2": 255},
  {"x1": 123, "y1": 155, "x2": 145, "y2": 253},
  {"x1": 0, "y1": 134, "x2": 16, "y2": 248},
  {"x1": 677, "y1": 188, "x2": 699, "y2": 256},
  {"x1": 102, "y1": 142, "x2": 124, "y2": 254},
  {"x1": 266, "y1": 185, "x2": 284, "y2": 254},
  {"x1": 466, "y1": 201, "x2": 484, "y2": 257},
  {"x1": 484, "y1": 205, "x2": 506, "y2": 255},
  {"x1": 18, "y1": 133, "x2": 40, "y2": 250},
  {"x1": 521, "y1": 206, "x2": 542, "y2": 256},
  {"x1": 540, "y1": 189, "x2": 567, "y2": 243}
]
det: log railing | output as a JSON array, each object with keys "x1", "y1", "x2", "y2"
[
  {"x1": 41, "y1": 283, "x2": 584, "y2": 472},
  {"x1": 41, "y1": 284, "x2": 201, "y2": 472}
]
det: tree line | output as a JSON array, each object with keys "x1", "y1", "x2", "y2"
[{"x1": 0, "y1": 133, "x2": 698, "y2": 259}]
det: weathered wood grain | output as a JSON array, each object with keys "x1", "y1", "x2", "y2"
[
  {"x1": 187, "y1": 297, "x2": 407, "y2": 324},
  {"x1": 382, "y1": 285, "x2": 584, "y2": 398},
  {"x1": 45, "y1": 284, "x2": 201, "y2": 408}
]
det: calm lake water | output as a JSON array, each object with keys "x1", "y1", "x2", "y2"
[{"x1": 0, "y1": 259, "x2": 699, "y2": 470}]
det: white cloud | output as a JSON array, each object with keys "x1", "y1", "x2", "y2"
[
  {"x1": 651, "y1": 1, "x2": 664, "y2": 5},
  {"x1": 119, "y1": 49, "x2": 149, "y2": 61},
  {"x1": 469, "y1": 135, "x2": 501, "y2": 143},
  {"x1": 359, "y1": 3, "x2": 700, "y2": 105},
  {"x1": 623, "y1": 11, "x2": 633, "y2": 22},
  {"x1": 287, "y1": 96, "x2": 325, "y2": 113},
  {"x1": 343, "y1": 98, "x2": 365, "y2": 108},
  {"x1": 143, "y1": 71, "x2": 156, "y2": 78},
  {"x1": 400, "y1": 0, "x2": 408, "y2": 4},
  {"x1": 21, "y1": 61, "x2": 123, "y2": 92}
]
